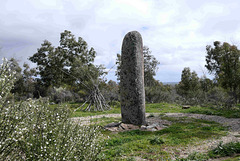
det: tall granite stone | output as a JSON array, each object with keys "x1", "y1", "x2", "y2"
[{"x1": 120, "y1": 31, "x2": 146, "y2": 125}]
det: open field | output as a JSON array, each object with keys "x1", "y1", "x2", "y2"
[
  {"x1": 70, "y1": 103, "x2": 240, "y2": 118},
  {"x1": 70, "y1": 103, "x2": 240, "y2": 160}
]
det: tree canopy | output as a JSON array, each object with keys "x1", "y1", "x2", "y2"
[
  {"x1": 205, "y1": 41, "x2": 240, "y2": 102},
  {"x1": 29, "y1": 30, "x2": 103, "y2": 90},
  {"x1": 176, "y1": 67, "x2": 200, "y2": 97}
]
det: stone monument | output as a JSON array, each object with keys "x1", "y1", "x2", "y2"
[{"x1": 120, "y1": 31, "x2": 146, "y2": 125}]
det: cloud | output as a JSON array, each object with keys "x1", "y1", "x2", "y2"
[{"x1": 1, "y1": 0, "x2": 240, "y2": 82}]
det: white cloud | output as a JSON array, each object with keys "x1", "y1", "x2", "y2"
[{"x1": 1, "y1": 0, "x2": 240, "y2": 82}]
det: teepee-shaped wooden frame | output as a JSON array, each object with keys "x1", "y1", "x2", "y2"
[
  {"x1": 60, "y1": 68, "x2": 111, "y2": 111},
  {"x1": 74, "y1": 84, "x2": 111, "y2": 111}
]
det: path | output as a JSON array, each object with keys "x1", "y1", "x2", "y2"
[{"x1": 72, "y1": 113, "x2": 240, "y2": 132}]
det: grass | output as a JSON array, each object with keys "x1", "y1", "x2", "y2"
[
  {"x1": 66, "y1": 102, "x2": 240, "y2": 160},
  {"x1": 69, "y1": 102, "x2": 240, "y2": 118},
  {"x1": 208, "y1": 141, "x2": 240, "y2": 158},
  {"x1": 98, "y1": 116, "x2": 228, "y2": 160},
  {"x1": 146, "y1": 103, "x2": 240, "y2": 118},
  {"x1": 179, "y1": 142, "x2": 240, "y2": 161},
  {"x1": 223, "y1": 155, "x2": 240, "y2": 161},
  {"x1": 91, "y1": 117, "x2": 121, "y2": 126}
]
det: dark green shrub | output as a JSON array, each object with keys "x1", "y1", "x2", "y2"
[
  {"x1": 208, "y1": 141, "x2": 240, "y2": 158},
  {"x1": 149, "y1": 137, "x2": 164, "y2": 145},
  {"x1": 177, "y1": 152, "x2": 209, "y2": 161}
]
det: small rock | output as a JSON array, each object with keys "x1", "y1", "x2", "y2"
[
  {"x1": 182, "y1": 105, "x2": 190, "y2": 109},
  {"x1": 104, "y1": 122, "x2": 121, "y2": 128},
  {"x1": 155, "y1": 126, "x2": 163, "y2": 130},
  {"x1": 140, "y1": 125, "x2": 147, "y2": 130},
  {"x1": 105, "y1": 127, "x2": 119, "y2": 132},
  {"x1": 120, "y1": 123, "x2": 139, "y2": 130}
]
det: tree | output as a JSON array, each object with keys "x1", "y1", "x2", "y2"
[
  {"x1": 143, "y1": 46, "x2": 160, "y2": 86},
  {"x1": 8, "y1": 58, "x2": 37, "y2": 100},
  {"x1": 199, "y1": 76, "x2": 214, "y2": 93},
  {"x1": 101, "y1": 80, "x2": 119, "y2": 105},
  {"x1": 176, "y1": 67, "x2": 200, "y2": 97},
  {"x1": 29, "y1": 30, "x2": 99, "y2": 88},
  {"x1": 205, "y1": 41, "x2": 240, "y2": 102},
  {"x1": 116, "y1": 46, "x2": 160, "y2": 87}
]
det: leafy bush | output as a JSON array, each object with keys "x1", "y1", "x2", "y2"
[
  {"x1": 149, "y1": 137, "x2": 164, "y2": 145},
  {"x1": 207, "y1": 87, "x2": 235, "y2": 108},
  {"x1": 48, "y1": 87, "x2": 74, "y2": 103},
  {"x1": 208, "y1": 141, "x2": 240, "y2": 158},
  {"x1": 177, "y1": 152, "x2": 209, "y2": 161},
  {"x1": 0, "y1": 59, "x2": 103, "y2": 160}
]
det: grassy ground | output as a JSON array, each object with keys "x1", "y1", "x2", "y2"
[
  {"x1": 67, "y1": 102, "x2": 240, "y2": 160},
  {"x1": 70, "y1": 102, "x2": 240, "y2": 118},
  {"x1": 223, "y1": 155, "x2": 240, "y2": 161},
  {"x1": 94, "y1": 116, "x2": 228, "y2": 160}
]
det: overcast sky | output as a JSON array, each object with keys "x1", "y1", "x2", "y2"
[{"x1": 1, "y1": 0, "x2": 240, "y2": 82}]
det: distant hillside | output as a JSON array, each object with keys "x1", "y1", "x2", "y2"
[{"x1": 162, "y1": 82, "x2": 179, "y2": 85}]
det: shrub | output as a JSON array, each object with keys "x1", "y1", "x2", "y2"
[
  {"x1": 48, "y1": 87, "x2": 74, "y2": 103},
  {"x1": 149, "y1": 137, "x2": 164, "y2": 145},
  {"x1": 207, "y1": 87, "x2": 235, "y2": 108},
  {"x1": 208, "y1": 141, "x2": 240, "y2": 158},
  {"x1": 0, "y1": 59, "x2": 103, "y2": 160},
  {"x1": 177, "y1": 152, "x2": 209, "y2": 161}
]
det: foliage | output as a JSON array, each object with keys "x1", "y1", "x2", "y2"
[
  {"x1": 208, "y1": 141, "x2": 240, "y2": 158},
  {"x1": 206, "y1": 41, "x2": 240, "y2": 102},
  {"x1": 29, "y1": 30, "x2": 102, "y2": 91},
  {"x1": 143, "y1": 46, "x2": 160, "y2": 87},
  {"x1": 115, "y1": 46, "x2": 160, "y2": 87},
  {"x1": 0, "y1": 59, "x2": 103, "y2": 160},
  {"x1": 178, "y1": 152, "x2": 209, "y2": 161},
  {"x1": 10, "y1": 59, "x2": 37, "y2": 100},
  {"x1": 48, "y1": 86, "x2": 74, "y2": 103},
  {"x1": 101, "y1": 80, "x2": 119, "y2": 106},
  {"x1": 200, "y1": 76, "x2": 214, "y2": 93},
  {"x1": 148, "y1": 137, "x2": 164, "y2": 145},
  {"x1": 145, "y1": 81, "x2": 175, "y2": 103},
  {"x1": 176, "y1": 67, "x2": 201, "y2": 97},
  {"x1": 174, "y1": 67, "x2": 235, "y2": 107},
  {"x1": 72, "y1": 102, "x2": 240, "y2": 118},
  {"x1": 207, "y1": 86, "x2": 235, "y2": 108}
]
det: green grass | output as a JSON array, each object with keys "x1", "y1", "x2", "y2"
[
  {"x1": 90, "y1": 117, "x2": 121, "y2": 126},
  {"x1": 146, "y1": 103, "x2": 240, "y2": 118},
  {"x1": 62, "y1": 102, "x2": 240, "y2": 160},
  {"x1": 208, "y1": 142, "x2": 240, "y2": 158},
  {"x1": 223, "y1": 155, "x2": 240, "y2": 161},
  {"x1": 177, "y1": 141, "x2": 240, "y2": 161},
  {"x1": 64, "y1": 103, "x2": 240, "y2": 118},
  {"x1": 57, "y1": 102, "x2": 121, "y2": 117},
  {"x1": 68, "y1": 102, "x2": 240, "y2": 118},
  {"x1": 99, "y1": 116, "x2": 227, "y2": 160}
]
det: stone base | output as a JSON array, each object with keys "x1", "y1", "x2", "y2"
[{"x1": 104, "y1": 122, "x2": 168, "y2": 132}]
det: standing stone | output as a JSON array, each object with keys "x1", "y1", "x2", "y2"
[{"x1": 120, "y1": 31, "x2": 146, "y2": 125}]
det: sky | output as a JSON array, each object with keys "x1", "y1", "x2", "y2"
[{"x1": 1, "y1": 0, "x2": 240, "y2": 82}]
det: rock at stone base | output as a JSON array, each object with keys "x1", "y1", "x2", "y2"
[
  {"x1": 104, "y1": 122, "x2": 168, "y2": 132},
  {"x1": 104, "y1": 122, "x2": 121, "y2": 128},
  {"x1": 182, "y1": 105, "x2": 190, "y2": 109},
  {"x1": 105, "y1": 127, "x2": 119, "y2": 132},
  {"x1": 120, "y1": 123, "x2": 139, "y2": 130},
  {"x1": 140, "y1": 125, "x2": 147, "y2": 131},
  {"x1": 155, "y1": 126, "x2": 164, "y2": 131}
]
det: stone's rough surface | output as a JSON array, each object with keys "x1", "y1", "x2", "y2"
[{"x1": 120, "y1": 31, "x2": 146, "y2": 125}]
